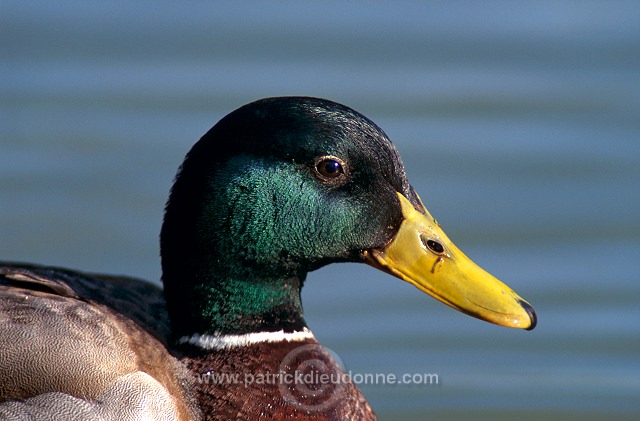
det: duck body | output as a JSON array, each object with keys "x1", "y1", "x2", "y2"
[
  {"x1": 0, "y1": 263, "x2": 195, "y2": 420},
  {"x1": 0, "y1": 263, "x2": 371, "y2": 420},
  {"x1": 0, "y1": 97, "x2": 535, "y2": 420}
]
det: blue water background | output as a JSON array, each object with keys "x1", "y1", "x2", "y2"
[{"x1": 2, "y1": 1, "x2": 639, "y2": 419}]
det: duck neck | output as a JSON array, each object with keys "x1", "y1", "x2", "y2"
[
  {"x1": 163, "y1": 261, "x2": 308, "y2": 339},
  {"x1": 161, "y1": 152, "x2": 313, "y2": 340},
  {"x1": 195, "y1": 271, "x2": 307, "y2": 336}
]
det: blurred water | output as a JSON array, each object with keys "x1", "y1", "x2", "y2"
[{"x1": 2, "y1": 1, "x2": 639, "y2": 419}]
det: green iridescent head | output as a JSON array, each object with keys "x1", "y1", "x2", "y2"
[{"x1": 161, "y1": 97, "x2": 536, "y2": 338}]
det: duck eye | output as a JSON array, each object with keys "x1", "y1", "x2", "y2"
[
  {"x1": 314, "y1": 156, "x2": 347, "y2": 181},
  {"x1": 421, "y1": 235, "x2": 445, "y2": 255},
  {"x1": 318, "y1": 160, "x2": 342, "y2": 177}
]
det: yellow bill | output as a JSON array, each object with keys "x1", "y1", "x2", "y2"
[{"x1": 364, "y1": 192, "x2": 536, "y2": 330}]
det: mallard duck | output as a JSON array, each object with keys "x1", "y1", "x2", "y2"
[{"x1": 0, "y1": 97, "x2": 535, "y2": 420}]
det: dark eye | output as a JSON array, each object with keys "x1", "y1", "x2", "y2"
[
  {"x1": 314, "y1": 156, "x2": 347, "y2": 181},
  {"x1": 318, "y1": 160, "x2": 342, "y2": 177}
]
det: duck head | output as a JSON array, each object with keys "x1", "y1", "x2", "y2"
[{"x1": 160, "y1": 97, "x2": 535, "y2": 339}]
